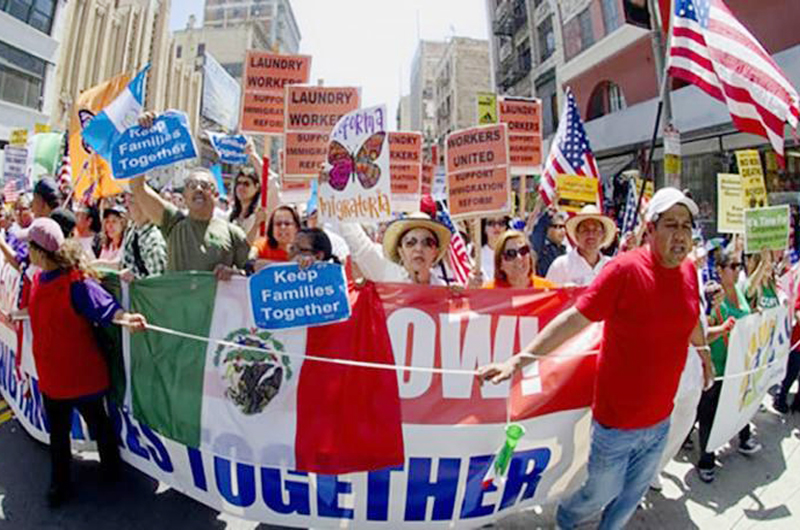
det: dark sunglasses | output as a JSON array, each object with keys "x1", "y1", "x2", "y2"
[
  {"x1": 550, "y1": 224, "x2": 566, "y2": 229},
  {"x1": 502, "y1": 246, "x2": 532, "y2": 261},
  {"x1": 486, "y1": 219, "x2": 507, "y2": 228},
  {"x1": 724, "y1": 262, "x2": 744, "y2": 271},
  {"x1": 402, "y1": 236, "x2": 438, "y2": 249}
]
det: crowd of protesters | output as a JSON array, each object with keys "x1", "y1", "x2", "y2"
[{"x1": 2, "y1": 114, "x2": 799, "y2": 529}]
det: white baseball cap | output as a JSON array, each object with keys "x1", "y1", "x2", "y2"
[{"x1": 645, "y1": 187, "x2": 699, "y2": 222}]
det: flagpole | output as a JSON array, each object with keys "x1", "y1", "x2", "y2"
[{"x1": 631, "y1": 0, "x2": 674, "y2": 226}]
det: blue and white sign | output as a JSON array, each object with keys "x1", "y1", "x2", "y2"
[
  {"x1": 111, "y1": 110, "x2": 198, "y2": 179},
  {"x1": 206, "y1": 131, "x2": 248, "y2": 165},
  {"x1": 248, "y1": 262, "x2": 350, "y2": 330}
]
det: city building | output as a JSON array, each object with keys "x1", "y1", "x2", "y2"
[
  {"x1": 409, "y1": 40, "x2": 447, "y2": 142},
  {"x1": 396, "y1": 94, "x2": 412, "y2": 131},
  {"x1": 0, "y1": 0, "x2": 69, "y2": 143},
  {"x1": 203, "y1": 0, "x2": 300, "y2": 54},
  {"x1": 432, "y1": 37, "x2": 491, "y2": 139},
  {"x1": 51, "y1": 0, "x2": 202, "y2": 134},
  {"x1": 486, "y1": 0, "x2": 566, "y2": 137}
]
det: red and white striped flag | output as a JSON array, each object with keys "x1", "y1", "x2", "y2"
[
  {"x1": 58, "y1": 133, "x2": 72, "y2": 185},
  {"x1": 540, "y1": 88, "x2": 600, "y2": 207},
  {"x1": 436, "y1": 201, "x2": 473, "y2": 286},
  {"x1": 668, "y1": 0, "x2": 799, "y2": 163}
]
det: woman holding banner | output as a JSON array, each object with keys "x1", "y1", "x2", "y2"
[
  {"x1": 697, "y1": 248, "x2": 762, "y2": 483},
  {"x1": 339, "y1": 213, "x2": 451, "y2": 285},
  {"x1": 485, "y1": 230, "x2": 555, "y2": 289}
]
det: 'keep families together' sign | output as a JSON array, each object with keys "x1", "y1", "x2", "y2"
[{"x1": 111, "y1": 111, "x2": 198, "y2": 179}]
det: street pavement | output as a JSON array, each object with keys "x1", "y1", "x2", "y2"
[{"x1": 1, "y1": 396, "x2": 799, "y2": 529}]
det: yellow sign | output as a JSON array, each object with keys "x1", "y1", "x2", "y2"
[
  {"x1": 736, "y1": 150, "x2": 768, "y2": 208},
  {"x1": 556, "y1": 174, "x2": 599, "y2": 213},
  {"x1": 477, "y1": 92, "x2": 498, "y2": 125},
  {"x1": 717, "y1": 173, "x2": 744, "y2": 233},
  {"x1": 9, "y1": 129, "x2": 27, "y2": 146},
  {"x1": 633, "y1": 177, "x2": 654, "y2": 200},
  {"x1": 34, "y1": 123, "x2": 51, "y2": 134}
]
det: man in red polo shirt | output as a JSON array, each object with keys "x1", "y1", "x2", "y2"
[{"x1": 479, "y1": 188, "x2": 714, "y2": 530}]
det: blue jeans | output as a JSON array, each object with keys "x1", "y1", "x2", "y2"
[{"x1": 556, "y1": 419, "x2": 670, "y2": 530}]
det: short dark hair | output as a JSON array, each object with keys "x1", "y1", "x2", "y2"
[{"x1": 296, "y1": 227, "x2": 339, "y2": 264}]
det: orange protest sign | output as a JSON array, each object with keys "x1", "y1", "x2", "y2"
[
  {"x1": 389, "y1": 132, "x2": 423, "y2": 211},
  {"x1": 445, "y1": 124, "x2": 511, "y2": 219},
  {"x1": 284, "y1": 86, "x2": 360, "y2": 178},
  {"x1": 498, "y1": 96, "x2": 542, "y2": 175},
  {"x1": 421, "y1": 162, "x2": 434, "y2": 196},
  {"x1": 240, "y1": 51, "x2": 311, "y2": 135}
]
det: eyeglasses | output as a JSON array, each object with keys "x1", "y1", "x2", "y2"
[
  {"x1": 725, "y1": 262, "x2": 744, "y2": 271},
  {"x1": 402, "y1": 236, "x2": 438, "y2": 249},
  {"x1": 236, "y1": 179, "x2": 255, "y2": 188},
  {"x1": 185, "y1": 180, "x2": 214, "y2": 191},
  {"x1": 486, "y1": 220, "x2": 507, "y2": 228},
  {"x1": 551, "y1": 224, "x2": 566, "y2": 230},
  {"x1": 291, "y1": 245, "x2": 315, "y2": 255},
  {"x1": 502, "y1": 246, "x2": 532, "y2": 261},
  {"x1": 274, "y1": 221, "x2": 297, "y2": 228}
]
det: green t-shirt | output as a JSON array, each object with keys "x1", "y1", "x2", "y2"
[
  {"x1": 160, "y1": 204, "x2": 251, "y2": 272},
  {"x1": 741, "y1": 277, "x2": 780, "y2": 311},
  {"x1": 710, "y1": 283, "x2": 751, "y2": 376}
]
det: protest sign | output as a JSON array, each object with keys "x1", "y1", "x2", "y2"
[
  {"x1": 26, "y1": 132, "x2": 64, "y2": 183},
  {"x1": 2, "y1": 146, "x2": 28, "y2": 191},
  {"x1": 34, "y1": 123, "x2": 51, "y2": 134},
  {"x1": 9, "y1": 129, "x2": 27, "y2": 146},
  {"x1": 744, "y1": 205, "x2": 790, "y2": 253},
  {"x1": 556, "y1": 174, "x2": 599, "y2": 213},
  {"x1": 249, "y1": 263, "x2": 350, "y2": 330},
  {"x1": 736, "y1": 149, "x2": 768, "y2": 208},
  {"x1": 707, "y1": 305, "x2": 790, "y2": 450},
  {"x1": 206, "y1": 131, "x2": 248, "y2": 165},
  {"x1": 284, "y1": 86, "x2": 360, "y2": 178},
  {"x1": 202, "y1": 52, "x2": 241, "y2": 131},
  {"x1": 477, "y1": 92, "x2": 498, "y2": 124},
  {"x1": 498, "y1": 96, "x2": 542, "y2": 174},
  {"x1": 389, "y1": 132, "x2": 423, "y2": 212},
  {"x1": 240, "y1": 51, "x2": 311, "y2": 135},
  {"x1": 110, "y1": 111, "x2": 198, "y2": 179},
  {"x1": 717, "y1": 173, "x2": 744, "y2": 233},
  {"x1": 445, "y1": 123, "x2": 511, "y2": 218},
  {"x1": 318, "y1": 105, "x2": 392, "y2": 223}
]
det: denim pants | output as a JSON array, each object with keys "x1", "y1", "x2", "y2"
[{"x1": 556, "y1": 419, "x2": 670, "y2": 530}]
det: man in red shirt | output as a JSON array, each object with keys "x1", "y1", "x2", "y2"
[{"x1": 479, "y1": 188, "x2": 714, "y2": 529}]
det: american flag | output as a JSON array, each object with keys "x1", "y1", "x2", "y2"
[
  {"x1": 436, "y1": 201, "x2": 473, "y2": 286},
  {"x1": 621, "y1": 181, "x2": 639, "y2": 235},
  {"x1": 668, "y1": 0, "x2": 799, "y2": 163},
  {"x1": 540, "y1": 88, "x2": 601, "y2": 206},
  {"x1": 58, "y1": 133, "x2": 72, "y2": 185}
]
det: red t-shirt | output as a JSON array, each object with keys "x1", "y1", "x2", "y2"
[
  {"x1": 790, "y1": 291, "x2": 800, "y2": 350},
  {"x1": 576, "y1": 246, "x2": 700, "y2": 429}
]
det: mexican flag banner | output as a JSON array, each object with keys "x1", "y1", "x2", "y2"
[{"x1": 127, "y1": 273, "x2": 404, "y2": 473}]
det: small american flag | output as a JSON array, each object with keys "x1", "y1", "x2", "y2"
[
  {"x1": 58, "y1": 133, "x2": 72, "y2": 185},
  {"x1": 668, "y1": 0, "x2": 799, "y2": 163},
  {"x1": 540, "y1": 88, "x2": 600, "y2": 207},
  {"x1": 621, "y1": 182, "x2": 639, "y2": 235},
  {"x1": 436, "y1": 201, "x2": 472, "y2": 286}
]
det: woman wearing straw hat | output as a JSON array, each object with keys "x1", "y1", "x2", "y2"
[
  {"x1": 339, "y1": 213, "x2": 451, "y2": 285},
  {"x1": 546, "y1": 205, "x2": 617, "y2": 286}
]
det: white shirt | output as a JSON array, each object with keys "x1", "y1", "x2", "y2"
[
  {"x1": 545, "y1": 248, "x2": 611, "y2": 286},
  {"x1": 480, "y1": 244, "x2": 495, "y2": 281},
  {"x1": 339, "y1": 222, "x2": 447, "y2": 285}
]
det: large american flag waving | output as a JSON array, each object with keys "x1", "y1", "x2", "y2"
[
  {"x1": 668, "y1": 0, "x2": 799, "y2": 163},
  {"x1": 540, "y1": 88, "x2": 600, "y2": 206},
  {"x1": 435, "y1": 200, "x2": 473, "y2": 286}
]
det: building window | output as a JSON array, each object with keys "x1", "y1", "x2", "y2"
[
  {"x1": 197, "y1": 43, "x2": 206, "y2": 57},
  {"x1": 602, "y1": 0, "x2": 621, "y2": 34},
  {"x1": 176, "y1": 45, "x2": 182, "y2": 59},
  {"x1": 0, "y1": 40, "x2": 46, "y2": 109},
  {"x1": 537, "y1": 16, "x2": 555, "y2": 63},
  {"x1": 518, "y1": 39, "x2": 532, "y2": 72},
  {"x1": 1, "y1": 0, "x2": 58, "y2": 34},
  {"x1": 536, "y1": 73, "x2": 558, "y2": 137},
  {"x1": 587, "y1": 81, "x2": 627, "y2": 120},
  {"x1": 578, "y1": 8, "x2": 594, "y2": 49}
]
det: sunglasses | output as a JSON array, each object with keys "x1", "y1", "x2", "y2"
[
  {"x1": 502, "y1": 246, "x2": 532, "y2": 261},
  {"x1": 236, "y1": 179, "x2": 256, "y2": 187},
  {"x1": 551, "y1": 224, "x2": 566, "y2": 230},
  {"x1": 486, "y1": 220, "x2": 507, "y2": 228},
  {"x1": 402, "y1": 236, "x2": 438, "y2": 249},
  {"x1": 724, "y1": 262, "x2": 744, "y2": 270},
  {"x1": 185, "y1": 180, "x2": 214, "y2": 191}
]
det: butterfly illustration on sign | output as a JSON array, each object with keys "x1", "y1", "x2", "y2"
[{"x1": 321, "y1": 132, "x2": 386, "y2": 191}]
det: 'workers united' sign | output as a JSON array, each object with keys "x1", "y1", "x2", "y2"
[{"x1": 111, "y1": 111, "x2": 198, "y2": 179}]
